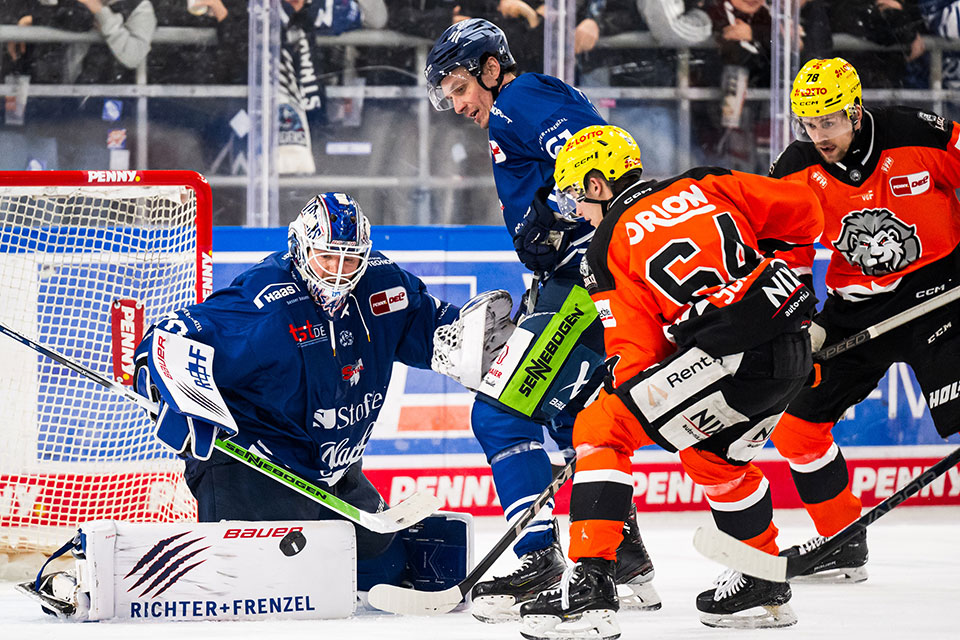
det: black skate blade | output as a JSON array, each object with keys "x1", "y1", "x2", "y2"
[{"x1": 15, "y1": 580, "x2": 76, "y2": 618}]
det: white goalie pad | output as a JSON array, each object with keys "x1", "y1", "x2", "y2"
[
  {"x1": 19, "y1": 519, "x2": 356, "y2": 622},
  {"x1": 432, "y1": 290, "x2": 515, "y2": 390}
]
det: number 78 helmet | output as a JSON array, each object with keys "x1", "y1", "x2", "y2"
[
  {"x1": 288, "y1": 192, "x2": 372, "y2": 319},
  {"x1": 790, "y1": 57, "x2": 862, "y2": 141}
]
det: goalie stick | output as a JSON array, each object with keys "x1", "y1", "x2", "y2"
[
  {"x1": 367, "y1": 458, "x2": 576, "y2": 615},
  {"x1": 693, "y1": 444, "x2": 960, "y2": 582},
  {"x1": 0, "y1": 320, "x2": 440, "y2": 535},
  {"x1": 814, "y1": 284, "x2": 960, "y2": 360}
]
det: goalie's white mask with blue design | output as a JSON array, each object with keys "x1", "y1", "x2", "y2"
[{"x1": 288, "y1": 192, "x2": 372, "y2": 320}]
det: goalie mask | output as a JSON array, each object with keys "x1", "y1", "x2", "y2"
[{"x1": 288, "y1": 192, "x2": 372, "y2": 319}]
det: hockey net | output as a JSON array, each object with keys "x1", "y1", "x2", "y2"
[{"x1": 0, "y1": 171, "x2": 211, "y2": 565}]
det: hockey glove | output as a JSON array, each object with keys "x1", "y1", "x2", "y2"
[
  {"x1": 134, "y1": 328, "x2": 238, "y2": 461},
  {"x1": 432, "y1": 290, "x2": 515, "y2": 391},
  {"x1": 512, "y1": 184, "x2": 577, "y2": 272}
]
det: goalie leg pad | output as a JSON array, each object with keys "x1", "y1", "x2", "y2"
[{"x1": 18, "y1": 519, "x2": 359, "y2": 622}]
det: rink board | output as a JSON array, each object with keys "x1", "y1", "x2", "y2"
[{"x1": 214, "y1": 226, "x2": 960, "y2": 514}]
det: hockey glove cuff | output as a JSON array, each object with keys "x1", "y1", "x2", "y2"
[
  {"x1": 154, "y1": 404, "x2": 221, "y2": 461},
  {"x1": 512, "y1": 184, "x2": 577, "y2": 272}
]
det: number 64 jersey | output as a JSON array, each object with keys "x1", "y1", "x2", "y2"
[{"x1": 583, "y1": 168, "x2": 825, "y2": 384}]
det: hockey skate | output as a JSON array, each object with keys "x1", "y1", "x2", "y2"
[
  {"x1": 614, "y1": 503, "x2": 661, "y2": 611},
  {"x1": 519, "y1": 558, "x2": 620, "y2": 640},
  {"x1": 697, "y1": 569, "x2": 797, "y2": 629},
  {"x1": 470, "y1": 539, "x2": 566, "y2": 623},
  {"x1": 780, "y1": 529, "x2": 868, "y2": 583}
]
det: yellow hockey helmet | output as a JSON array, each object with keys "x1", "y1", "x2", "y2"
[
  {"x1": 791, "y1": 57, "x2": 861, "y2": 119},
  {"x1": 553, "y1": 125, "x2": 642, "y2": 219}
]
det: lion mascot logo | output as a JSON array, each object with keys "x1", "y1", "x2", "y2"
[{"x1": 833, "y1": 209, "x2": 921, "y2": 276}]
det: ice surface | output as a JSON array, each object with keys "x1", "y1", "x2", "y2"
[{"x1": 3, "y1": 507, "x2": 958, "y2": 640}]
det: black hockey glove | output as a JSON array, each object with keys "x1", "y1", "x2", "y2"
[{"x1": 512, "y1": 184, "x2": 577, "y2": 272}]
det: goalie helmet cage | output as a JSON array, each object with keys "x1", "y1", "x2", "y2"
[{"x1": 0, "y1": 170, "x2": 212, "y2": 554}]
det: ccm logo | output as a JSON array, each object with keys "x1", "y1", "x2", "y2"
[
  {"x1": 890, "y1": 171, "x2": 930, "y2": 196},
  {"x1": 223, "y1": 526, "x2": 303, "y2": 539},
  {"x1": 369, "y1": 286, "x2": 409, "y2": 315}
]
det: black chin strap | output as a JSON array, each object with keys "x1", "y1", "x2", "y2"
[
  {"x1": 476, "y1": 54, "x2": 506, "y2": 101},
  {"x1": 477, "y1": 71, "x2": 505, "y2": 101},
  {"x1": 583, "y1": 197, "x2": 610, "y2": 216}
]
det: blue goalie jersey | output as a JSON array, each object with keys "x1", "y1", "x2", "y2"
[
  {"x1": 144, "y1": 250, "x2": 458, "y2": 487},
  {"x1": 488, "y1": 73, "x2": 606, "y2": 278}
]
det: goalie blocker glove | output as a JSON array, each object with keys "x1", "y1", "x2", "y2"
[{"x1": 134, "y1": 326, "x2": 238, "y2": 460}]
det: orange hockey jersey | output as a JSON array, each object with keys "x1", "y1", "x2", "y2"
[
  {"x1": 582, "y1": 168, "x2": 824, "y2": 385},
  {"x1": 771, "y1": 106, "x2": 960, "y2": 301}
]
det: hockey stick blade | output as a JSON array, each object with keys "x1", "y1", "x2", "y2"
[
  {"x1": 367, "y1": 584, "x2": 464, "y2": 616},
  {"x1": 695, "y1": 445, "x2": 960, "y2": 581},
  {"x1": 693, "y1": 527, "x2": 787, "y2": 582},
  {"x1": 815, "y1": 285, "x2": 960, "y2": 360},
  {"x1": 368, "y1": 459, "x2": 577, "y2": 615},
  {"x1": 0, "y1": 320, "x2": 440, "y2": 534}
]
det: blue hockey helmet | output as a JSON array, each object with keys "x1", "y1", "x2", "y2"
[
  {"x1": 288, "y1": 192, "x2": 372, "y2": 319},
  {"x1": 424, "y1": 18, "x2": 515, "y2": 111}
]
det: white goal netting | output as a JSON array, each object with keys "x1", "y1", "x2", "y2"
[{"x1": 0, "y1": 172, "x2": 210, "y2": 556}]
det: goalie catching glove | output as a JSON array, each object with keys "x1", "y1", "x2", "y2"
[
  {"x1": 134, "y1": 327, "x2": 238, "y2": 460},
  {"x1": 432, "y1": 290, "x2": 515, "y2": 391}
]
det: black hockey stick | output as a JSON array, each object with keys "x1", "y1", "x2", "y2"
[
  {"x1": 693, "y1": 444, "x2": 960, "y2": 582},
  {"x1": 367, "y1": 458, "x2": 576, "y2": 615},
  {"x1": 0, "y1": 320, "x2": 440, "y2": 534},
  {"x1": 814, "y1": 285, "x2": 960, "y2": 360}
]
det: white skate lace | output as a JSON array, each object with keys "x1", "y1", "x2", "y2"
[
  {"x1": 713, "y1": 569, "x2": 747, "y2": 601},
  {"x1": 799, "y1": 536, "x2": 826, "y2": 554},
  {"x1": 559, "y1": 562, "x2": 580, "y2": 610}
]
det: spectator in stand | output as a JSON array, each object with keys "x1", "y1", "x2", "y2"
[
  {"x1": 690, "y1": 0, "x2": 771, "y2": 172},
  {"x1": 828, "y1": 0, "x2": 926, "y2": 87},
  {"x1": 919, "y1": 0, "x2": 960, "y2": 116},
  {"x1": 149, "y1": 0, "x2": 247, "y2": 85},
  {"x1": 800, "y1": 0, "x2": 834, "y2": 62},
  {"x1": 576, "y1": 0, "x2": 711, "y2": 177}
]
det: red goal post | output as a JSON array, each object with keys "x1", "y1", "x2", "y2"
[{"x1": 0, "y1": 170, "x2": 212, "y2": 554}]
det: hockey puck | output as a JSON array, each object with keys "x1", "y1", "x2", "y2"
[{"x1": 279, "y1": 530, "x2": 307, "y2": 556}]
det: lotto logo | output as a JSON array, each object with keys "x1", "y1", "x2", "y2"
[
  {"x1": 369, "y1": 287, "x2": 408, "y2": 315},
  {"x1": 890, "y1": 171, "x2": 930, "y2": 196}
]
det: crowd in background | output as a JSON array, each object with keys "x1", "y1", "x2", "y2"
[{"x1": 0, "y1": 1, "x2": 956, "y2": 223}]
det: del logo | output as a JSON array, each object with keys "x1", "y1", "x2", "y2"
[
  {"x1": 890, "y1": 171, "x2": 930, "y2": 197},
  {"x1": 595, "y1": 299, "x2": 616, "y2": 327},
  {"x1": 489, "y1": 139, "x2": 506, "y2": 164},
  {"x1": 111, "y1": 298, "x2": 143, "y2": 385},
  {"x1": 369, "y1": 287, "x2": 408, "y2": 315},
  {"x1": 342, "y1": 359, "x2": 363, "y2": 385}
]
